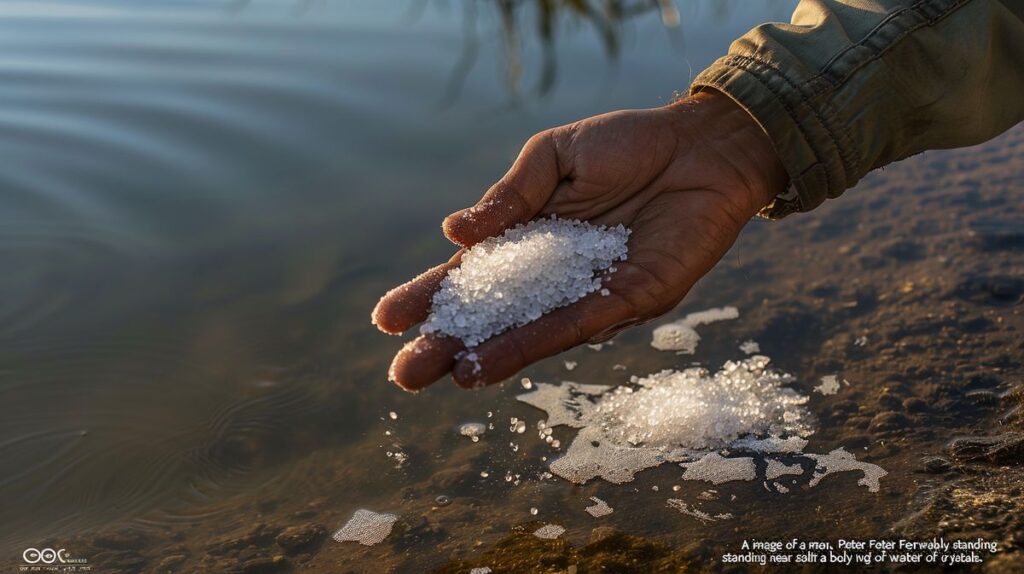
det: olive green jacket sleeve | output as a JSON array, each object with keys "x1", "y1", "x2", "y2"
[{"x1": 690, "y1": 0, "x2": 1024, "y2": 218}]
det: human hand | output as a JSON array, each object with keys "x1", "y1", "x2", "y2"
[{"x1": 373, "y1": 91, "x2": 788, "y2": 391}]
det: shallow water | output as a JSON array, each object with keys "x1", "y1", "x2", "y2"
[{"x1": 2, "y1": 1, "x2": 1021, "y2": 572}]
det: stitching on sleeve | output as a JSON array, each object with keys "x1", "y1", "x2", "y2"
[
  {"x1": 816, "y1": 0, "x2": 974, "y2": 89},
  {"x1": 713, "y1": 54, "x2": 858, "y2": 190},
  {"x1": 693, "y1": 60, "x2": 840, "y2": 203}
]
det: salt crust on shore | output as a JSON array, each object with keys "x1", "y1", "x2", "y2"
[
  {"x1": 533, "y1": 524, "x2": 566, "y2": 539},
  {"x1": 584, "y1": 496, "x2": 614, "y2": 517},
  {"x1": 422, "y1": 217, "x2": 629, "y2": 347},
  {"x1": 517, "y1": 356, "x2": 887, "y2": 491},
  {"x1": 651, "y1": 306, "x2": 739, "y2": 353},
  {"x1": 332, "y1": 509, "x2": 398, "y2": 546}
]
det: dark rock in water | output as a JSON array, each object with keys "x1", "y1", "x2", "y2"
[
  {"x1": 869, "y1": 411, "x2": 909, "y2": 433},
  {"x1": 156, "y1": 554, "x2": 188, "y2": 572},
  {"x1": 876, "y1": 391, "x2": 902, "y2": 411},
  {"x1": 274, "y1": 524, "x2": 325, "y2": 555},
  {"x1": 948, "y1": 433, "x2": 1024, "y2": 464},
  {"x1": 207, "y1": 524, "x2": 281, "y2": 557},
  {"x1": 902, "y1": 397, "x2": 928, "y2": 413},
  {"x1": 393, "y1": 516, "x2": 447, "y2": 551},
  {"x1": 968, "y1": 220, "x2": 1024, "y2": 251},
  {"x1": 920, "y1": 456, "x2": 953, "y2": 474},
  {"x1": 955, "y1": 275, "x2": 1024, "y2": 305},
  {"x1": 880, "y1": 239, "x2": 925, "y2": 261},
  {"x1": 92, "y1": 550, "x2": 147, "y2": 574},
  {"x1": 92, "y1": 527, "x2": 149, "y2": 551},
  {"x1": 240, "y1": 556, "x2": 287, "y2": 574},
  {"x1": 964, "y1": 389, "x2": 1001, "y2": 406}
]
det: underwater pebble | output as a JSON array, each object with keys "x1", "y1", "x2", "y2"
[
  {"x1": 332, "y1": 509, "x2": 398, "y2": 546},
  {"x1": 421, "y1": 217, "x2": 629, "y2": 347},
  {"x1": 434, "y1": 495, "x2": 452, "y2": 506}
]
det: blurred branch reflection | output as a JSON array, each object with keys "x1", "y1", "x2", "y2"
[{"x1": 419, "y1": 0, "x2": 686, "y2": 106}]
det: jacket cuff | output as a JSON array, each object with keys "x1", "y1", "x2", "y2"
[{"x1": 689, "y1": 55, "x2": 854, "y2": 219}]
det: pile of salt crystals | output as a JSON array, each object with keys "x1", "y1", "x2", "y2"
[{"x1": 421, "y1": 216, "x2": 629, "y2": 347}]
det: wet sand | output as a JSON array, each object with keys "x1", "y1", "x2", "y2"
[{"x1": 52, "y1": 126, "x2": 1023, "y2": 573}]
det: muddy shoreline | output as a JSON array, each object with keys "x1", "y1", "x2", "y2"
[{"x1": 50, "y1": 127, "x2": 1024, "y2": 573}]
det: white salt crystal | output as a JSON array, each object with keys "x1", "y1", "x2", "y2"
[
  {"x1": 806, "y1": 448, "x2": 887, "y2": 492},
  {"x1": 332, "y1": 509, "x2": 398, "y2": 546},
  {"x1": 774, "y1": 482, "x2": 790, "y2": 493},
  {"x1": 533, "y1": 524, "x2": 565, "y2": 540},
  {"x1": 521, "y1": 377, "x2": 533, "y2": 389},
  {"x1": 388, "y1": 411, "x2": 398, "y2": 420},
  {"x1": 564, "y1": 360, "x2": 577, "y2": 371},
  {"x1": 587, "y1": 343, "x2": 604, "y2": 351},
  {"x1": 529, "y1": 507, "x2": 538, "y2": 516},
  {"x1": 422, "y1": 217, "x2": 630, "y2": 347},
  {"x1": 679, "y1": 453, "x2": 756, "y2": 484},
  {"x1": 651, "y1": 306, "x2": 739, "y2": 353},
  {"x1": 518, "y1": 356, "x2": 811, "y2": 485},
  {"x1": 584, "y1": 496, "x2": 613, "y2": 517},
  {"x1": 590, "y1": 357, "x2": 811, "y2": 450},
  {"x1": 739, "y1": 340, "x2": 760, "y2": 354},
  {"x1": 814, "y1": 375, "x2": 843, "y2": 395},
  {"x1": 459, "y1": 422, "x2": 487, "y2": 441},
  {"x1": 470, "y1": 568, "x2": 492, "y2": 574},
  {"x1": 665, "y1": 499, "x2": 727, "y2": 523},
  {"x1": 765, "y1": 459, "x2": 804, "y2": 480}
]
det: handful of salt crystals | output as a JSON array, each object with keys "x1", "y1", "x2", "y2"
[{"x1": 421, "y1": 216, "x2": 629, "y2": 347}]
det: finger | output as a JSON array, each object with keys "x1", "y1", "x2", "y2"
[
  {"x1": 450, "y1": 267, "x2": 651, "y2": 388},
  {"x1": 442, "y1": 130, "x2": 562, "y2": 247},
  {"x1": 388, "y1": 334, "x2": 465, "y2": 392},
  {"x1": 371, "y1": 251, "x2": 463, "y2": 335}
]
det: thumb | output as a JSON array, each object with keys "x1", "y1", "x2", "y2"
[{"x1": 442, "y1": 130, "x2": 562, "y2": 246}]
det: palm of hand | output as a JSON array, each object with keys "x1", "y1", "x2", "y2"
[{"x1": 373, "y1": 94, "x2": 784, "y2": 391}]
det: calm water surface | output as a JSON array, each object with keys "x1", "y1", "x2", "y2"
[{"x1": 7, "y1": 0, "x2": 940, "y2": 567}]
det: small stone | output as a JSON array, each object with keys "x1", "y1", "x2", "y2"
[
  {"x1": 902, "y1": 397, "x2": 928, "y2": 413},
  {"x1": 241, "y1": 557, "x2": 286, "y2": 574},
  {"x1": 869, "y1": 411, "x2": 909, "y2": 433},
  {"x1": 921, "y1": 456, "x2": 953, "y2": 474},
  {"x1": 274, "y1": 524, "x2": 326, "y2": 555},
  {"x1": 157, "y1": 554, "x2": 187, "y2": 572}
]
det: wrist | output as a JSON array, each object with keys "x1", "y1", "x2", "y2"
[{"x1": 668, "y1": 90, "x2": 789, "y2": 216}]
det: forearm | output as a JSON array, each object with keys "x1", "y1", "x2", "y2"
[{"x1": 690, "y1": 0, "x2": 1024, "y2": 218}]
